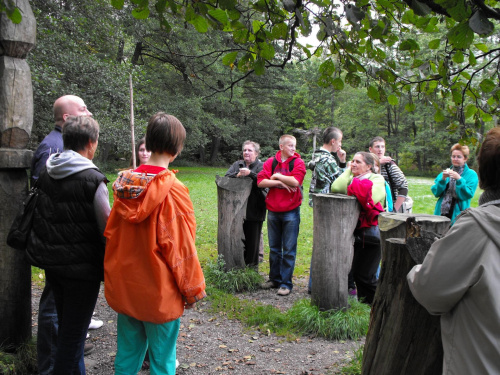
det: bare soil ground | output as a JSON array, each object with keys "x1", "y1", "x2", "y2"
[{"x1": 31, "y1": 275, "x2": 362, "y2": 375}]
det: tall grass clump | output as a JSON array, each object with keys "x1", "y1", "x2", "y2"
[
  {"x1": 204, "y1": 255, "x2": 264, "y2": 293},
  {"x1": 339, "y1": 345, "x2": 363, "y2": 374},
  {"x1": 0, "y1": 337, "x2": 37, "y2": 375},
  {"x1": 286, "y1": 299, "x2": 371, "y2": 340}
]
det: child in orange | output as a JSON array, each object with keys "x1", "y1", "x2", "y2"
[{"x1": 104, "y1": 113, "x2": 206, "y2": 374}]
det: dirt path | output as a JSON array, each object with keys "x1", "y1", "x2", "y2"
[{"x1": 31, "y1": 276, "x2": 362, "y2": 375}]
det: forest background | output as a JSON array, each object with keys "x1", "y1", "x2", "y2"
[{"x1": 19, "y1": 0, "x2": 500, "y2": 173}]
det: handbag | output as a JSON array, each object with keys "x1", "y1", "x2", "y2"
[{"x1": 7, "y1": 186, "x2": 40, "y2": 251}]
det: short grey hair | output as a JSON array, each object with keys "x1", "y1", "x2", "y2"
[
  {"x1": 63, "y1": 116, "x2": 99, "y2": 152},
  {"x1": 242, "y1": 140, "x2": 260, "y2": 156}
]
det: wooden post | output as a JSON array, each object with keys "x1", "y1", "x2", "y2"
[
  {"x1": 0, "y1": 0, "x2": 36, "y2": 349},
  {"x1": 215, "y1": 176, "x2": 253, "y2": 271},
  {"x1": 129, "y1": 74, "x2": 136, "y2": 169},
  {"x1": 362, "y1": 213, "x2": 450, "y2": 375},
  {"x1": 310, "y1": 194, "x2": 359, "y2": 310}
]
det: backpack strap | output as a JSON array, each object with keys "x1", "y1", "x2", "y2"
[{"x1": 272, "y1": 157, "x2": 295, "y2": 174}]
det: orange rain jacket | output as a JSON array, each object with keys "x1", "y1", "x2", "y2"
[{"x1": 104, "y1": 169, "x2": 206, "y2": 324}]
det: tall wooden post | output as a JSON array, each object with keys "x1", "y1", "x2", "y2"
[
  {"x1": 310, "y1": 194, "x2": 359, "y2": 310},
  {"x1": 215, "y1": 176, "x2": 252, "y2": 270},
  {"x1": 0, "y1": 0, "x2": 36, "y2": 349},
  {"x1": 362, "y1": 213, "x2": 450, "y2": 375}
]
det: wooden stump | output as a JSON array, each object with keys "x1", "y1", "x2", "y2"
[
  {"x1": 362, "y1": 214, "x2": 450, "y2": 375},
  {"x1": 0, "y1": 0, "x2": 36, "y2": 59},
  {"x1": 215, "y1": 176, "x2": 253, "y2": 270},
  {"x1": 310, "y1": 194, "x2": 360, "y2": 311},
  {"x1": 0, "y1": 169, "x2": 32, "y2": 349}
]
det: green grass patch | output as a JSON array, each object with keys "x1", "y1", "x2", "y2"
[
  {"x1": 339, "y1": 345, "x2": 363, "y2": 374},
  {"x1": 204, "y1": 255, "x2": 264, "y2": 293},
  {"x1": 206, "y1": 288, "x2": 370, "y2": 341}
]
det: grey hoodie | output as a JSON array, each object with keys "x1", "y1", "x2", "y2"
[
  {"x1": 407, "y1": 198, "x2": 500, "y2": 374},
  {"x1": 46, "y1": 150, "x2": 110, "y2": 234}
]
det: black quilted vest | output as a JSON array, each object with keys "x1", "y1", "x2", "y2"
[{"x1": 26, "y1": 167, "x2": 107, "y2": 281}]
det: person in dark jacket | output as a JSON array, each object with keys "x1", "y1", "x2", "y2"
[
  {"x1": 225, "y1": 140, "x2": 266, "y2": 267},
  {"x1": 27, "y1": 116, "x2": 110, "y2": 375},
  {"x1": 29, "y1": 95, "x2": 95, "y2": 375}
]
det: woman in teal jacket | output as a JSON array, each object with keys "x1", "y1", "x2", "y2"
[{"x1": 431, "y1": 143, "x2": 478, "y2": 225}]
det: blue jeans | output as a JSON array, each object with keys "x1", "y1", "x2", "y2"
[
  {"x1": 46, "y1": 271, "x2": 100, "y2": 375},
  {"x1": 267, "y1": 207, "x2": 300, "y2": 291},
  {"x1": 37, "y1": 281, "x2": 59, "y2": 375}
]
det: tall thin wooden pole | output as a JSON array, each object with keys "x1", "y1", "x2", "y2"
[{"x1": 129, "y1": 74, "x2": 136, "y2": 169}]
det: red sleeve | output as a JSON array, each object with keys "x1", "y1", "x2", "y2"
[
  {"x1": 291, "y1": 158, "x2": 306, "y2": 185},
  {"x1": 257, "y1": 157, "x2": 273, "y2": 184}
]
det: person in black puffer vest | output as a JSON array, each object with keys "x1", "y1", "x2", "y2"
[{"x1": 27, "y1": 116, "x2": 110, "y2": 375}]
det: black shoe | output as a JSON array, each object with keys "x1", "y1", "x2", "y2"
[
  {"x1": 84, "y1": 343, "x2": 94, "y2": 356},
  {"x1": 261, "y1": 280, "x2": 279, "y2": 289}
]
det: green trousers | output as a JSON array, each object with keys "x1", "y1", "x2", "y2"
[{"x1": 115, "y1": 313, "x2": 180, "y2": 375}]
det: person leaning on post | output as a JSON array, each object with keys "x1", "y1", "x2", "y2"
[
  {"x1": 307, "y1": 127, "x2": 346, "y2": 294},
  {"x1": 407, "y1": 127, "x2": 500, "y2": 375},
  {"x1": 225, "y1": 140, "x2": 266, "y2": 267},
  {"x1": 331, "y1": 152, "x2": 386, "y2": 305},
  {"x1": 257, "y1": 135, "x2": 306, "y2": 297}
]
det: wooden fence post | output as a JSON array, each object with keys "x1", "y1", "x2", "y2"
[
  {"x1": 310, "y1": 194, "x2": 360, "y2": 310},
  {"x1": 0, "y1": 0, "x2": 36, "y2": 349},
  {"x1": 215, "y1": 176, "x2": 253, "y2": 271},
  {"x1": 362, "y1": 213, "x2": 450, "y2": 375}
]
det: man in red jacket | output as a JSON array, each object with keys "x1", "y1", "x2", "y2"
[{"x1": 257, "y1": 135, "x2": 306, "y2": 296}]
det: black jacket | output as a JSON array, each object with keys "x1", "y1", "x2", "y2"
[{"x1": 26, "y1": 168, "x2": 107, "y2": 281}]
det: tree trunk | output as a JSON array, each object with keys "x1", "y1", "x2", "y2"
[
  {"x1": 310, "y1": 194, "x2": 359, "y2": 310},
  {"x1": 362, "y1": 213, "x2": 450, "y2": 375},
  {"x1": 215, "y1": 176, "x2": 253, "y2": 270},
  {"x1": 210, "y1": 135, "x2": 220, "y2": 163},
  {"x1": 0, "y1": 0, "x2": 36, "y2": 350}
]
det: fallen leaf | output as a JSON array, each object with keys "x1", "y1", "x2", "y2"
[
  {"x1": 219, "y1": 345, "x2": 227, "y2": 348},
  {"x1": 274, "y1": 348, "x2": 281, "y2": 352}
]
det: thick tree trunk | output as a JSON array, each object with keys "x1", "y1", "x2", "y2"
[
  {"x1": 210, "y1": 136, "x2": 220, "y2": 163},
  {"x1": 215, "y1": 176, "x2": 252, "y2": 270},
  {"x1": 0, "y1": 0, "x2": 36, "y2": 350},
  {"x1": 362, "y1": 213, "x2": 450, "y2": 375},
  {"x1": 310, "y1": 194, "x2": 359, "y2": 310}
]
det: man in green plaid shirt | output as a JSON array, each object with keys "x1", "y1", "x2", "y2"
[{"x1": 308, "y1": 127, "x2": 346, "y2": 207}]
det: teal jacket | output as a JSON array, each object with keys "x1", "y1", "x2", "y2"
[{"x1": 431, "y1": 163, "x2": 478, "y2": 225}]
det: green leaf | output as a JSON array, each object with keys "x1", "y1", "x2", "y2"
[
  {"x1": 332, "y1": 77, "x2": 344, "y2": 90},
  {"x1": 222, "y1": 51, "x2": 238, "y2": 66},
  {"x1": 434, "y1": 109, "x2": 445, "y2": 122},
  {"x1": 464, "y1": 104, "x2": 477, "y2": 119},
  {"x1": 387, "y1": 94, "x2": 398, "y2": 106},
  {"x1": 271, "y1": 23, "x2": 288, "y2": 39},
  {"x1": 319, "y1": 59, "x2": 335, "y2": 76},
  {"x1": 132, "y1": 6, "x2": 150, "y2": 19},
  {"x1": 410, "y1": 0, "x2": 431, "y2": 16},
  {"x1": 259, "y1": 42, "x2": 275, "y2": 60},
  {"x1": 474, "y1": 43, "x2": 489, "y2": 53},
  {"x1": 452, "y1": 88, "x2": 462, "y2": 105},
  {"x1": 254, "y1": 59, "x2": 265, "y2": 75},
  {"x1": 452, "y1": 50, "x2": 464, "y2": 64},
  {"x1": 405, "y1": 103, "x2": 416, "y2": 112},
  {"x1": 189, "y1": 15, "x2": 209, "y2": 33},
  {"x1": 252, "y1": 20, "x2": 264, "y2": 34},
  {"x1": 345, "y1": 72, "x2": 361, "y2": 88},
  {"x1": 208, "y1": 9, "x2": 229, "y2": 25},
  {"x1": 468, "y1": 51, "x2": 477, "y2": 66},
  {"x1": 479, "y1": 79, "x2": 495, "y2": 93},
  {"x1": 399, "y1": 39, "x2": 420, "y2": 52},
  {"x1": 481, "y1": 112, "x2": 493, "y2": 122},
  {"x1": 7, "y1": 7, "x2": 22, "y2": 24},
  {"x1": 367, "y1": 85, "x2": 380, "y2": 101},
  {"x1": 447, "y1": 21, "x2": 474, "y2": 49},
  {"x1": 428, "y1": 39, "x2": 440, "y2": 49},
  {"x1": 111, "y1": 0, "x2": 125, "y2": 9}
]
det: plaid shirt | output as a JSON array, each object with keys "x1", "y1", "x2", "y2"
[{"x1": 308, "y1": 148, "x2": 345, "y2": 207}]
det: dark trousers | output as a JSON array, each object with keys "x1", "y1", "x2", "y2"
[
  {"x1": 351, "y1": 240, "x2": 381, "y2": 305},
  {"x1": 46, "y1": 271, "x2": 100, "y2": 375},
  {"x1": 243, "y1": 220, "x2": 263, "y2": 267},
  {"x1": 37, "y1": 281, "x2": 59, "y2": 375}
]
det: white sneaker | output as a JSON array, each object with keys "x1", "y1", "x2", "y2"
[
  {"x1": 176, "y1": 359, "x2": 180, "y2": 369},
  {"x1": 86, "y1": 332, "x2": 90, "y2": 339},
  {"x1": 88, "y1": 318, "x2": 103, "y2": 330}
]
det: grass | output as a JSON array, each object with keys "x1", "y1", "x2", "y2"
[{"x1": 0, "y1": 338, "x2": 37, "y2": 375}]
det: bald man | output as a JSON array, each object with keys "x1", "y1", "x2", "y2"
[
  {"x1": 30, "y1": 95, "x2": 93, "y2": 374},
  {"x1": 30, "y1": 95, "x2": 92, "y2": 185}
]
